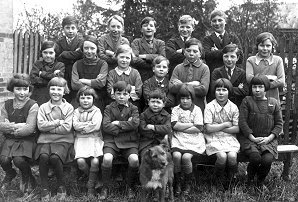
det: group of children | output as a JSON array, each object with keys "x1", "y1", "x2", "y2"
[{"x1": 0, "y1": 8, "x2": 285, "y2": 201}]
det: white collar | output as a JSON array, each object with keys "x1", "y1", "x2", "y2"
[
  {"x1": 255, "y1": 53, "x2": 273, "y2": 65},
  {"x1": 214, "y1": 31, "x2": 225, "y2": 38},
  {"x1": 115, "y1": 66, "x2": 131, "y2": 76}
]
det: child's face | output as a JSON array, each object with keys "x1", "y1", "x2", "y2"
[
  {"x1": 79, "y1": 94, "x2": 94, "y2": 109},
  {"x1": 42, "y1": 47, "x2": 55, "y2": 64},
  {"x1": 257, "y1": 39, "x2": 273, "y2": 58},
  {"x1": 215, "y1": 87, "x2": 229, "y2": 105},
  {"x1": 109, "y1": 19, "x2": 123, "y2": 38},
  {"x1": 141, "y1": 21, "x2": 156, "y2": 38},
  {"x1": 117, "y1": 52, "x2": 131, "y2": 69},
  {"x1": 49, "y1": 86, "x2": 65, "y2": 103},
  {"x1": 252, "y1": 84, "x2": 266, "y2": 99},
  {"x1": 148, "y1": 98, "x2": 165, "y2": 113},
  {"x1": 184, "y1": 45, "x2": 201, "y2": 63},
  {"x1": 153, "y1": 60, "x2": 169, "y2": 78},
  {"x1": 180, "y1": 96, "x2": 192, "y2": 109},
  {"x1": 83, "y1": 41, "x2": 97, "y2": 59},
  {"x1": 63, "y1": 24, "x2": 78, "y2": 39},
  {"x1": 178, "y1": 22, "x2": 194, "y2": 38},
  {"x1": 223, "y1": 51, "x2": 239, "y2": 69},
  {"x1": 13, "y1": 86, "x2": 29, "y2": 102},
  {"x1": 114, "y1": 90, "x2": 130, "y2": 105},
  {"x1": 211, "y1": 15, "x2": 226, "y2": 34}
]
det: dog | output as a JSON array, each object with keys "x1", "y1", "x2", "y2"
[{"x1": 139, "y1": 140, "x2": 174, "y2": 202}]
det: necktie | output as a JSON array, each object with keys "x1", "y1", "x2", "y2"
[
  {"x1": 227, "y1": 68, "x2": 232, "y2": 79},
  {"x1": 184, "y1": 37, "x2": 188, "y2": 42},
  {"x1": 187, "y1": 63, "x2": 194, "y2": 81},
  {"x1": 146, "y1": 40, "x2": 153, "y2": 44},
  {"x1": 219, "y1": 34, "x2": 223, "y2": 44}
]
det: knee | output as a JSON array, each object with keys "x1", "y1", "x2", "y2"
[
  {"x1": 49, "y1": 154, "x2": 61, "y2": 164},
  {"x1": 181, "y1": 153, "x2": 193, "y2": 165},
  {"x1": 249, "y1": 152, "x2": 261, "y2": 164},
  {"x1": 0, "y1": 156, "x2": 11, "y2": 166},
  {"x1": 128, "y1": 154, "x2": 139, "y2": 167},
  {"x1": 227, "y1": 152, "x2": 238, "y2": 165},
  {"x1": 39, "y1": 154, "x2": 49, "y2": 164},
  {"x1": 77, "y1": 158, "x2": 87, "y2": 169},
  {"x1": 102, "y1": 153, "x2": 113, "y2": 167},
  {"x1": 216, "y1": 152, "x2": 227, "y2": 163},
  {"x1": 91, "y1": 157, "x2": 100, "y2": 167},
  {"x1": 12, "y1": 157, "x2": 26, "y2": 168},
  {"x1": 261, "y1": 152, "x2": 274, "y2": 166},
  {"x1": 172, "y1": 152, "x2": 182, "y2": 161}
]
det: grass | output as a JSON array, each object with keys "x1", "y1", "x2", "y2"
[{"x1": 1, "y1": 155, "x2": 298, "y2": 202}]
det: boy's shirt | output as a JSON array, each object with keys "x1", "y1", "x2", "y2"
[
  {"x1": 139, "y1": 108, "x2": 171, "y2": 151},
  {"x1": 103, "y1": 101, "x2": 140, "y2": 149},
  {"x1": 56, "y1": 35, "x2": 84, "y2": 66}
]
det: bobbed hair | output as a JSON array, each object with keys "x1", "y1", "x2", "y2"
[
  {"x1": 141, "y1": 16, "x2": 156, "y2": 27},
  {"x1": 76, "y1": 86, "x2": 98, "y2": 103},
  {"x1": 47, "y1": 77, "x2": 70, "y2": 94},
  {"x1": 115, "y1": 44, "x2": 133, "y2": 58},
  {"x1": 185, "y1": 38, "x2": 203, "y2": 55},
  {"x1": 113, "y1": 81, "x2": 131, "y2": 93},
  {"x1": 107, "y1": 15, "x2": 124, "y2": 27},
  {"x1": 255, "y1": 32, "x2": 277, "y2": 52},
  {"x1": 250, "y1": 75, "x2": 270, "y2": 92},
  {"x1": 40, "y1": 41, "x2": 59, "y2": 57},
  {"x1": 7, "y1": 73, "x2": 33, "y2": 92},
  {"x1": 80, "y1": 35, "x2": 99, "y2": 54},
  {"x1": 178, "y1": 84, "x2": 195, "y2": 101},
  {"x1": 213, "y1": 78, "x2": 233, "y2": 96},
  {"x1": 222, "y1": 43, "x2": 241, "y2": 57},
  {"x1": 148, "y1": 89, "x2": 166, "y2": 103}
]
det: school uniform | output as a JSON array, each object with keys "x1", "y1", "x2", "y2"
[
  {"x1": 35, "y1": 99, "x2": 74, "y2": 164},
  {"x1": 73, "y1": 105, "x2": 104, "y2": 158},
  {"x1": 102, "y1": 101, "x2": 140, "y2": 154},
  {"x1": 211, "y1": 66, "x2": 249, "y2": 106},
  {"x1": 139, "y1": 108, "x2": 171, "y2": 156},
  {"x1": 169, "y1": 59, "x2": 210, "y2": 112},
  {"x1": 98, "y1": 33, "x2": 130, "y2": 70},
  {"x1": 30, "y1": 60, "x2": 65, "y2": 106},
  {"x1": 166, "y1": 35, "x2": 187, "y2": 76},
  {"x1": 0, "y1": 98, "x2": 38, "y2": 159},
  {"x1": 71, "y1": 57, "x2": 108, "y2": 111},
  {"x1": 56, "y1": 35, "x2": 84, "y2": 101},
  {"x1": 131, "y1": 37, "x2": 166, "y2": 81}
]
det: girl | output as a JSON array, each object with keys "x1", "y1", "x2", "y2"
[
  {"x1": 35, "y1": 77, "x2": 74, "y2": 201},
  {"x1": 107, "y1": 44, "x2": 143, "y2": 109},
  {"x1": 171, "y1": 84, "x2": 205, "y2": 196},
  {"x1": 71, "y1": 35, "x2": 108, "y2": 112},
  {"x1": 239, "y1": 75, "x2": 283, "y2": 187},
  {"x1": 246, "y1": 32, "x2": 285, "y2": 104},
  {"x1": 204, "y1": 78, "x2": 240, "y2": 184},
  {"x1": 73, "y1": 86, "x2": 103, "y2": 196},
  {"x1": 30, "y1": 41, "x2": 65, "y2": 106},
  {"x1": 0, "y1": 74, "x2": 38, "y2": 194},
  {"x1": 98, "y1": 15, "x2": 130, "y2": 70}
]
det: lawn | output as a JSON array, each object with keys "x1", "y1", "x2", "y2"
[{"x1": 1, "y1": 155, "x2": 298, "y2": 202}]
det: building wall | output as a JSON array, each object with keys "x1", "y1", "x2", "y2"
[{"x1": 0, "y1": 0, "x2": 14, "y2": 109}]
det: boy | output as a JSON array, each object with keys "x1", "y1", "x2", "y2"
[
  {"x1": 166, "y1": 15, "x2": 195, "y2": 77},
  {"x1": 100, "y1": 81, "x2": 140, "y2": 200},
  {"x1": 211, "y1": 44, "x2": 248, "y2": 106},
  {"x1": 139, "y1": 89, "x2": 172, "y2": 157},
  {"x1": 56, "y1": 16, "x2": 84, "y2": 102},
  {"x1": 169, "y1": 38, "x2": 210, "y2": 112},
  {"x1": 131, "y1": 17, "x2": 166, "y2": 82}
]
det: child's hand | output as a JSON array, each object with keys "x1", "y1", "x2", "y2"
[
  {"x1": 248, "y1": 134, "x2": 263, "y2": 143},
  {"x1": 111, "y1": 121, "x2": 120, "y2": 125},
  {"x1": 224, "y1": 122, "x2": 233, "y2": 128},
  {"x1": 176, "y1": 49, "x2": 183, "y2": 54},
  {"x1": 188, "y1": 81, "x2": 200, "y2": 86},
  {"x1": 128, "y1": 117, "x2": 133, "y2": 121},
  {"x1": 39, "y1": 71, "x2": 42, "y2": 77},
  {"x1": 106, "y1": 50, "x2": 114, "y2": 57},
  {"x1": 238, "y1": 83, "x2": 243, "y2": 89},
  {"x1": 139, "y1": 54, "x2": 146, "y2": 59},
  {"x1": 54, "y1": 70, "x2": 61, "y2": 76},
  {"x1": 171, "y1": 79, "x2": 183, "y2": 85},
  {"x1": 146, "y1": 124, "x2": 155, "y2": 131},
  {"x1": 258, "y1": 136, "x2": 271, "y2": 145},
  {"x1": 211, "y1": 44, "x2": 218, "y2": 51},
  {"x1": 75, "y1": 48, "x2": 81, "y2": 51},
  {"x1": 79, "y1": 79, "x2": 89, "y2": 85}
]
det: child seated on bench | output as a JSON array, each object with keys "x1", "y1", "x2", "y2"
[{"x1": 238, "y1": 75, "x2": 283, "y2": 188}]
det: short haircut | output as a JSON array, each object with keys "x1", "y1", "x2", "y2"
[
  {"x1": 7, "y1": 73, "x2": 33, "y2": 92},
  {"x1": 213, "y1": 78, "x2": 233, "y2": 95},
  {"x1": 255, "y1": 32, "x2": 277, "y2": 48},
  {"x1": 80, "y1": 35, "x2": 99, "y2": 54},
  {"x1": 62, "y1": 16, "x2": 78, "y2": 28},
  {"x1": 178, "y1": 84, "x2": 195, "y2": 101},
  {"x1": 107, "y1": 15, "x2": 124, "y2": 27},
  {"x1": 209, "y1": 10, "x2": 227, "y2": 21},
  {"x1": 178, "y1": 15, "x2": 195, "y2": 27},
  {"x1": 250, "y1": 75, "x2": 270, "y2": 91},
  {"x1": 40, "y1": 41, "x2": 59, "y2": 57},
  {"x1": 185, "y1": 38, "x2": 203, "y2": 54},
  {"x1": 148, "y1": 89, "x2": 166, "y2": 102},
  {"x1": 153, "y1": 55, "x2": 169, "y2": 66},
  {"x1": 113, "y1": 81, "x2": 131, "y2": 93},
  {"x1": 222, "y1": 44, "x2": 241, "y2": 57},
  {"x1": 141, "y1": 17, "x2": 156, "y2": 27},
  {"x1": 76, "y1": 86, "x2": 98, "y2": 103},
  {"x1": 47, "y1": 77, "x2": 69, "y2": 94},
  {"x1": 115, "y1": 44, "x2": 133, "y2": 57}
]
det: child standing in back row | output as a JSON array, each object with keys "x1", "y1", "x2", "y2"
[
  {"x1": 73, "y1": 86, "x2": 104, "y2": 196},
  {"x1": 35, "y1": 77, "x2": 74, "y2": 201},
  {"x1": 0, "y1": 74, "x2": 38, "y2": 194},
  {"x1": 246, "y1": 32, "x2": 285, "y2": 104}
]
